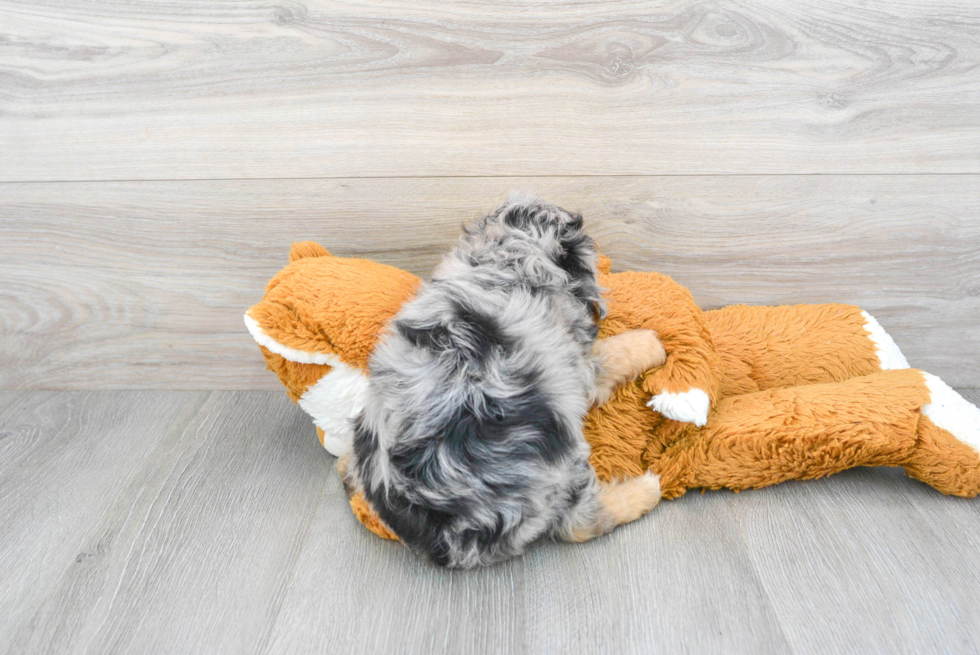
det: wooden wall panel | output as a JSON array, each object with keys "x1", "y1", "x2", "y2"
[
  {"x1": 2, "y1": 175, "x2": 977, "y2": 389},
  {"x1": 1, "y1": 0, "x2": 979, "y2": 180}
]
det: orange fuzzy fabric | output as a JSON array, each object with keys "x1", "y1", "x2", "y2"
[
  {"x1": 247, "y1": 244, "x2": 980, "y2": 541},
  {"x1": 248, "y1": 242, "x2": 420, "y2": 372}
]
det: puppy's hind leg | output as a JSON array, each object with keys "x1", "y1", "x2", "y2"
[
  {"x1": 592, "y1": 329, "x2": 667, "y2": 406},
  {"x1": 563, "y1": 472, "x2": 662, "y2": 543}
]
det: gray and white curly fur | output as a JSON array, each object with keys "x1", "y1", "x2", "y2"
[{"x1": 349, "y1": 195, "x2": 660, "y2": 568}]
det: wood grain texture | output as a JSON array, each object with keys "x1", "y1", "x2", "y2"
[
  {"x1": 2, "y1": 390, "x2": 331, "y2": 655},
  {"x1": 1, "y1": 0, "x2": 979, "y2": 180},
  {"x1": 2, "y1": 390, "x2": 979, "y2": 654},
  {"x1": 2, "y1": 175, "x2": 978, "y2": 389},
  {"x1": 266, "y1": 467, "x2": 791, "y2": 655},
  {"x1": 729, "y1": 467, "x2": 980, "y2": 654},
  {"x1": 0, "y1": 390, "x2": 209, "y2": 649}
]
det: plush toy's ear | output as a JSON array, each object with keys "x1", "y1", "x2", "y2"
[
  {"x1": 597, "y1": 254, "x2": 612, "y2": 275},
  {"x1": 289, "y1": 241, "x2": 331, "y2": 262}
]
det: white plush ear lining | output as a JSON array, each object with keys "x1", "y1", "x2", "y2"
[
  {"x1": 244, "y1": 312, "x2": 368, "y2": 457},
  {"x1": 244, "y1": 313, "x2": 338, "y2": 365}
]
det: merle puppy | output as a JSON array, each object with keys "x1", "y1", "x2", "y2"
[{"x1": 346, "y1": 196, "x2": 666, "y2": 568}]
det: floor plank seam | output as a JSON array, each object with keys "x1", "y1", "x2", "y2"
[
  {"x1": 255, "y1": 461, "x2": 332, "y2": 655},
  {"x1": 80, "y1": 392, "x2": 216, "y2": 654},
  {"x1": 721, "y1": 497, "x2": 797, "y2": 655}
]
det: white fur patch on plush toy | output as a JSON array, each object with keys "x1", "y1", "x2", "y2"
[
  {"x1": 922, "y1": 372, "x2": 980, "y2": 454},
  {"x1": 245, "y1": 313, "x2": 368, "y2": 457},
  {"x1": 647, "y1": 388, "x2": 711, "y2": 427},
  {"x1": 298, "y1": 365, "x2": 368, "y2": 457},
  {"x1": 861, "y1": 311, "x2": 910, "y2": 371}
]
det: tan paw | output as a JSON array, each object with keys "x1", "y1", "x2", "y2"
[
  {"x1": 598, "y1": 471, "x2": 663, "y2": 524},
  {"x1": 631, "y1": 329, "x2": 668, "y2": 371}
]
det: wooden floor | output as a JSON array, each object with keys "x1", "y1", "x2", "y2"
[
  {"x1": 0, "y1": 391, "x2": 980, "y2": 653},
  {"x1": 0, "y1": 389, "x2": 978, "y2": 654},
  {"x1": 3, "y1": 0, "x2": 980, "y2": 652}
]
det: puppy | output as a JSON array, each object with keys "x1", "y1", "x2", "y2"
[{"x1": 347, "y1": 196, "x2": 666, "y2": 568}]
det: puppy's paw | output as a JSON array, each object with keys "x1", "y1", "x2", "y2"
[
  {"x1": 598, "y1": 471, "x2": 662, "y2": 524},
  {"x1": 567, "y1": 472, "x2": 661, "y2": 543},
  {"x1": 630, "y1": 329, "x2": 668, "y2": 371},
  {"x1": 647, "y1": 388, "x2": 711, "y2": 426},
  {"x1": 591, "y1": 329, "x2": 667, "y2": 406},
  {"x1": 336, "y1": 453, "x2": 358, "y2": 499}
]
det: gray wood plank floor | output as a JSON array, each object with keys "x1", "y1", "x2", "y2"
[{"x1": 2, "y1": 389, "x2": 978, "y2": 655}]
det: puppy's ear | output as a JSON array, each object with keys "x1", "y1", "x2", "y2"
[
  {"x1": 395, "y1": 319, "x2": 451, "y2": 351},
  {"x1": 365, "y1": 482, "x2": 456, "y2": 567},
  {"x1": 352, "y1": 413, "x2": 453, "y2": 563},
  {"x1": 554, "y1": 212, "x2": 594, "y2": 278},
  {"x1": 554, "y1": 212, "x2": 605, "y2": 319}
]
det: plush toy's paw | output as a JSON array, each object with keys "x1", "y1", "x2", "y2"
[
  {"x1": 922, "y1": 373, "x2": 980, "y2": 455},
  {"x1": 647, "y1": 388, "x2": 711, "y2": 426},
  {"x1": 862, "y1": 311, "x2": 910, "y2": 370},
  {"x1": 905, "y1": 372, "x2": 980, "y2": 498}
]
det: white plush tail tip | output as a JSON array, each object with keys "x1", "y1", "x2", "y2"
[{"x1": 861, "y1": 311, "x2": 910, "y2": 370}]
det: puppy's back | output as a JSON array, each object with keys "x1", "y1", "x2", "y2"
[{"x1": 353, "y1": 198, "x2": 603, "y2": 567}]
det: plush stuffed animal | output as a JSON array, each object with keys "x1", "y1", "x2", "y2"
[{"x1": 246, "y1": 242, "x2": 980, "y2": 541}]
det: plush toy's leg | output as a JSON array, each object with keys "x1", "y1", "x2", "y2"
[
  {"x1": 651, "y1": 369, "x2": 980, "y2": 500},
  {"x1": 860, "y1": 311, "x2": 910, "y2": 371},
  {"x1": 902, "y1": 374, "x2": 980, "y2": 497},
  {"x1": 703, "y1": 304, "x2": 909, "y2": 397}
]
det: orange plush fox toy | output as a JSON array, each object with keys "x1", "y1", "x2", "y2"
[{"x1": 246, "y1": 242, "x2": 980, "y2": 541}]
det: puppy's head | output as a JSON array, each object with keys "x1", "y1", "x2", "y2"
[{"x1": 455, "y1": 195, "x2": 607, "y2": 325}]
